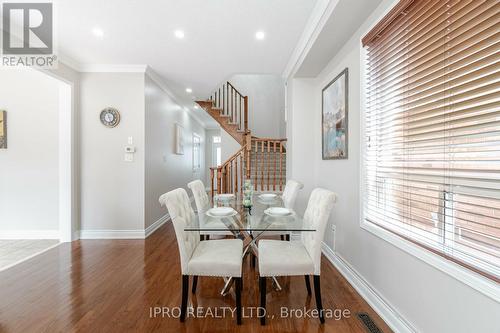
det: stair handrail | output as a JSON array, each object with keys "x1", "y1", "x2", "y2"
[
  {"x1": 210, "y1": 81, "x2": 249, "y2": 134},
  {"x1": 210, "y1": 144, "x2": 247, "y2": 198}
]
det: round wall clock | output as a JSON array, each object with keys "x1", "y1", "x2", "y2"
[{"x1": 100, "y1": 107, "x2": 120, "y2": 128}]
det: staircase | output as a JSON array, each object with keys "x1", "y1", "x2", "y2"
[
  {"x1": 197, "y1": 81, "x2": 287, "y2": 197},
  {"x1": 196, "y1": 82, "x2": 248, "y2": 145}
]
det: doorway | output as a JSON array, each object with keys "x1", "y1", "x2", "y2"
[{"x1": 0, "y1": 67, "x2": 75, "y2": 270}]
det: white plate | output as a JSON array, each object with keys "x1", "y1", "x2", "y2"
[
  {"x1": 264, "y1": 207, "x2": 293, "y2": 217},
  {"x1": 206, "y1": 207, "x2": 237, "y2": 218},
  {"x1": 258, "y1": 193, "x2": 277, "y2": 201},
  {"x1": 217, "y1": 194, "x2": 235, "y2": 201}
]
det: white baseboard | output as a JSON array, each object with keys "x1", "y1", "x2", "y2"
[
  {"x1": 321, "y1": 242, "x2": 416, "y2": 333},
  {"x1": 145, "y1": 213, "x2": 170, "y2": 238},
  {"x1": 0, "y1": 230, "x2": 59, "y2": 239},
  {"x1": 78, "y1": 215, "x2": 170, "y2": 240},
  {"x1": 79, "y1": 229, "x2": 146, "y2": 239},
  {"x1": 77, "y1": 195, "x2": 191, "y2": 240}
]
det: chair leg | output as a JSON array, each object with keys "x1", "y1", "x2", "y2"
[
  {"x1": 206, "y1": 235, "x2": 210, "y2": 240},
  {"x1": 280, "y1": 235, "x2": 284, "y2": 241},
  {"x1": 251, "y1": 252, "x2": 256, "y2": 268},
  {"x1": 313, "y1": 275, "x2": 324, "y2": 324},
  {"x1": 259, "y1": 277, "x2": 266, "y2": 325},
  {"x1": 286, "y1": 234, "x2": 290, "y2": 241},
  {"x1": 200, "y1": 235, "x2": 204, "y2": 241},
  {"x1": 180, "y1": 275, "x2": 189, "y2": 322},
  {"x1": 191, "y1": 276, "x2": 198, "y2": 293},
  {"x1": 304, "y1": 275, "x2": 311, "y2": 295},
  {"x1": 235, "y1": 277, "x2": 242, "y2": 325}
]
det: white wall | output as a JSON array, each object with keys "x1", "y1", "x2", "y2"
[
  {"x1": 216, "y1": 74, "x2": 286, "y2": 164},
  {"x1": 0, "y1": 68, "x2": 60, "y2": 235},
  {"x1": 220, "y1": 129, "x2": 240, "y2": 162},
  {"x1": 80, "y1": 73, "x2": 145, "y2": 232},
  {"x1": 145, "y1": 76, "x2": 207, "y2": 228},
  {"x1": 287, "y1": 0, "x2": 500, "y2": 332},
  {"x1": 229, "y1": 74, "x2": 286, "y2": 138}
]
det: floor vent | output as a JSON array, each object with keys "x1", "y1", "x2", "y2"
[{"x1": 357, "y1": 312, "x2": 383, "y2": 333}]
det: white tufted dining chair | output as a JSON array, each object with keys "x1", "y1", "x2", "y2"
[
  {"x1": 258, "y1": 188, "x2": 336, "y2": 325},
  {"x1": 282, "y1": 179, "x2": 304, "y2": 210},
  {"x1": 159, "y1": 188, "x2": 243, "y2": 324},
  {"x1": 271, "y1": 179, "x2": 304, "y2": 241},
  {"x1": 187, "y1": 179, "x2": 232, "y2": 239}
]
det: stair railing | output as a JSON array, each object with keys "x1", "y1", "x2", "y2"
[
  {"x1": 210, "y1": 144, "x2": 247, "y2": 198},
  {"x1": 210, "y1": 81, "x2": 248, "y2": 134},
  {"x1": 209, "y1": 138, "x2": 287, "y2": 197},
  {"x1": 251, "y1": 138, "x2": 287, "y2": 192}
]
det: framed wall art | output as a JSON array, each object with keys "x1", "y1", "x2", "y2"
[
  {"x1": 175, "y1": 123, "x2": 184, "y2": 155},
  {"x1": 0, "y1": 110, "x2": 6, "y2": 149},
  {"x1": 322, "y1": 68, "x2": 348, "y2": 160}
]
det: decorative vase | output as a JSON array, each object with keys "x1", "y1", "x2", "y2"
[{"x1": 243, "y1": 179, "x2": 253, "y2": 208}]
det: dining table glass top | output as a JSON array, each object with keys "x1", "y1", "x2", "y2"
[{"x1": 184, "y1": 194, "x2": 315, "y2": 232}]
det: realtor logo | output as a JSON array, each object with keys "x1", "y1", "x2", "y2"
[{"x1": 1, "y1": 2, "x2": 57, "y2": 67}]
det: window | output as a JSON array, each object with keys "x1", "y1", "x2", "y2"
[
  {"x1": 192, "y1": 134, "x2": 201, "y2": 171},
  {"x1": 216, "y1": 147, "x2": 222, "y2": 166},
  {"x1": 363, "y1": 0, "x2": 500, "y2": 280},
  {"x1": 212, "y1": 136, "x2": 222, "y2": 167}
]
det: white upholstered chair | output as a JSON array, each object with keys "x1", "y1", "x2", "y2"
[
  {"x1": 273, "y1": 179, "x2": 304, "y2": 241},
  {"x1": 258, "y1": 188, "x2": 336, "y2": 325},
  {"x1": 159, "y1": 188, "x2": 243, "y2": 324},
  {"x1": 282, "y1": 179, "x2": 304, "y2": 210},
  {"x1": 187, "y1": 179, "x2": 232, "y2": 239}
]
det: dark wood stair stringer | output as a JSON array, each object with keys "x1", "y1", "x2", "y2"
[{"x1": 196, "y1": 101, "x2": 246, "y2": 145}]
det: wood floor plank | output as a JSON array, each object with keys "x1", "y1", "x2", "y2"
[{"x1": 0, "y1": 223, "x2": 392, "y2": 333}]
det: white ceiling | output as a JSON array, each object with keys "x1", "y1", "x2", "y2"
[{"x1": 50, "y1": 0, "x2": 317, "y2": 127}]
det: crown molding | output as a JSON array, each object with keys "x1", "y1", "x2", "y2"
[
  {"x1": 56, "y1": 53, "x2": 148, "y2": 73},
  {"x1": 54, "y1": 60, "x2": 209, "y2": 128},
  {"x1": 56, "y1": 53, "x2": 81, "y2": 72},
  {"x1": 145, "y1": 66, "x2": 208, "y2": 128},
  {"x1": 77, "y1": 64, "x2": 148, "y2": 73},
  {"x1": 145, "y1": 66, "x2": 179, "y2": 101},
  {"x1": 282, "y1": 0, "x2": 340, "y2": 81}
]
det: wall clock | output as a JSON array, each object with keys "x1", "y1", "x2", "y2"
[{"x1": 100, "y1": 107, "x2": 120, "y2": 128}]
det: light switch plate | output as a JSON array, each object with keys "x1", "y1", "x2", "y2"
[{"x1": 124, "y1": 153, "x2": 133, "y2": 162}]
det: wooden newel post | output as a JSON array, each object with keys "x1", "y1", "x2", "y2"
[
  {"x1": 244, "y1": 96, "x2": 249, "y2": 133},
  {"x1": 210, "y1": 168, "x2": 215, "y2": 198},
  {"x1": 245, "y1": 133, "x2": 251, "y2": 180},
  {"x1": 217, "y1": 166, "x2": 222, "y2": 194}
]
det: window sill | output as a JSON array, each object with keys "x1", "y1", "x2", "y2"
[{"x1": 360, "y1": 220, "x2": 500, "y2": 302}]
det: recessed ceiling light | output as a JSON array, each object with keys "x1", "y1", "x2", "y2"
[
  {"x1": 185, "y1": 88, "x2": 192, "y2": 93},
  {"x1": 92, "y1": 27, "x2": 104, "y2": 38},
  {"x1": 175, "y1": 30, "x2": 185, "y2": 39},
  {"x1": 255, "y1": 31, "x2": 265, "y2": 40},
  {"x1": 194, "y1": 105, "x2": 199, "y2": 109}
]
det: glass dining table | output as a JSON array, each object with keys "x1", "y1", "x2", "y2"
[{"x1": 185, "y1": 194, "x2": 315, "y2": 295}]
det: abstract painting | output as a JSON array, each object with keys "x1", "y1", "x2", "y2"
[
  {"x1": 0, "y1": 111, "x2": 6, "y2": 149},
  {"x1": 322, "y1": 68, "x2": 348, "y2": 159}
]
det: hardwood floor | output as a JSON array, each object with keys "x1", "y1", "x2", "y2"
[{"x1": 0, "y1": 223, "x2": 392, "y2": 333}]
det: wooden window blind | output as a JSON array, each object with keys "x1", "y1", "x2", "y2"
[{"x1": 363, "y1": 0, "x2": 500, "y2": 281}]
